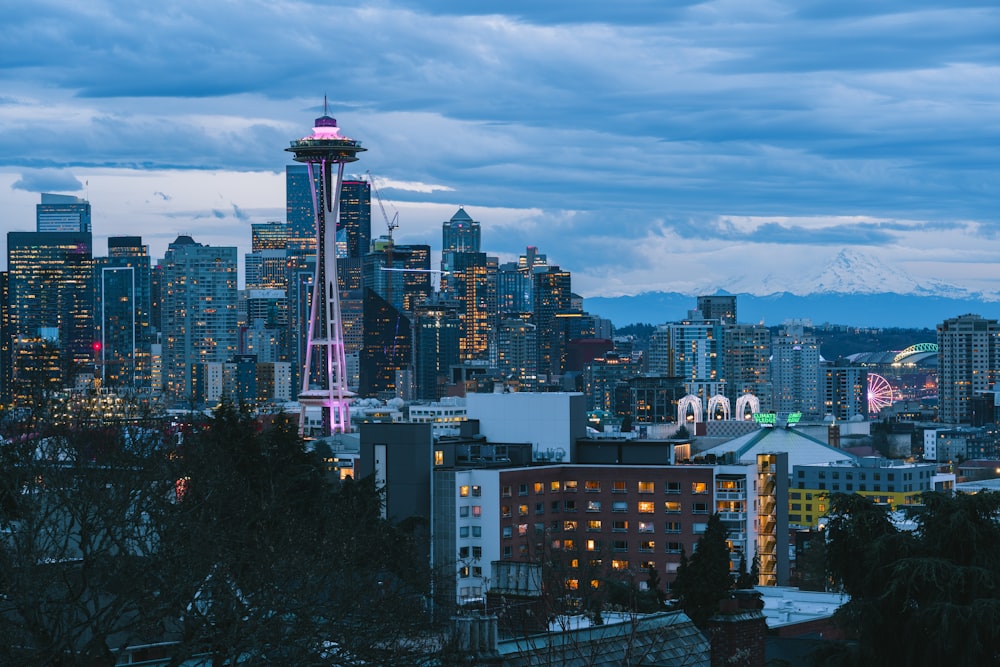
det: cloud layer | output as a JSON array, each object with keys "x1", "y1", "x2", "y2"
[{"x1": 1, "y1": 0, "x2": 998, "y2": 300}]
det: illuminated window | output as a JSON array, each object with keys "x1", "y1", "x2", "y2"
[
  {"x1": 518, "y1": 504, "x2": 528, "y2": 516},
  {"x1": 586, "y1": 500, "x2": 602, "y2": 512},
  {"x1": 639, "y1": 540, "x2": 655, "y2": 552},
  {"x1": 692, "y1": 482, "x2": 708, "y2": 494},
  {"x1": 472, "y1": 485, "x2": 482, "y2": 497},
  {"x1": 435, "y1": 450, "x2": 444, "y2": 466},
  {"x1": 534, "y1": 482, "x2": 544, "y2": 494},
  {"x1": 638, "y1": 481, "x2": 655, "y2": 494},
  {"x1": 565, "y1": 480, "x2": 578, "y2": 492},
  {"x1": 566, "y1": 579, "x2": 579, "y2": 590},
  {"x1": 587, "y1": 520, "x2": 602, "y2": 531},
  {"x1": 501, "y1": 505, "x2": 511, "y2": 518},
  {"x1": 612, "y1": 559, "x2": 629, "y2": 570},
  {"x1": 638, "y1": 521, "x2": 654, "y2": 533},
  {"x1": 586, "y1": 539, "x2": 600, "y2": 551},
  {"x1": 518, "y1": 523, "x2": 528, "y2": 536},
  {"x1": 459, "y1": 566, "x2": 469, "y2": 577},
  {"x1": 564, "y1": 539, "x2": 575, "y2": 550},
  {"x1": 564, "y1": 520, "x2": 578, "y2": 531},
  {"x1": 550, "y1": 481, "x2": 562, "y2": 492},
  {"x1": 459, "y1": 485, "x2": 470, "y2": 497},
  {"x1": 638, "y1": 501, "x2": 656, "y2": 514},
  {"x1": 665, "y1": 501, "x2": 682, "y2": 513},
  {"x1": 590, "y1": 580, "x2": 601, "y2": 589},
  {"x1": 612, "y1": 481, "x2": 627, "y2": 493},
  {"x1": 584, "y1": 480, "x2": 601, "y2": 492},
  {"x1": 472, "y1": 505, "x2": 482, "y2": 517}
]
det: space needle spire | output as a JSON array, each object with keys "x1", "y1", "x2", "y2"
[{"x1": 287, "y1": 106, "x2": 366, "y2": 436}]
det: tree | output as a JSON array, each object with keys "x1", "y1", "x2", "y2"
[
  {"x1": 824, "y1": 491, "x2": 1000, "y2": 666},
  {"x1": 672, "y1": 513, "x2": 731, "y2": 628}
]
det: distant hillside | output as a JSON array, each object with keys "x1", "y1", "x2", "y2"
[{"x1": 585, "y1": 291, "x2": 1000, "y2": 330}]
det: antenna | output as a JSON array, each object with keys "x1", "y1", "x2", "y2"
[{"x1": 323, "y1": 94, "x2": 328, "y2": 115}]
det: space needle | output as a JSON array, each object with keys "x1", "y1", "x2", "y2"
[{"x1": 287, "y1": 102, "x2": 366, "y2": 436}]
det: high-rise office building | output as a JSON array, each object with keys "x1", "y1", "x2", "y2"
[
  {"x1": 770, "y1": 325, "x2": 821, "y2": 417},
  {"x1": 442, "y1": 250, "x2": 491, "y2": 362},
  {"x1": 94, "y1": 236, "x2": 152, "y2": 390},
  {"x1": 938, "y1": 313, "x2": 1000, "y2": 425},
  {"x1": 6, "y1": 231, "x2": 94, "y2": 403},
  {"x1": 497, "y1": 318, "x2": 537, "y2": 392},
  {"x1": 360, "y1": 288, "x2": 412, "y2": 399},
  {"x1": 412, "y1": 297, "x2": 461, "y2": 400},
  {"x1": 251, "y1": 221, "x2": 290, "y2": 251},
  {"x1": 286, "y1": 167, "x2": 371, "y2": 260},
  {"x1": 442, "y1": 207, "x2": 480, "y2": 253},
  {"x1": 723, "y1": 324, "x2": 772, "y2": 413},
  {"x1": 532, "y1": 265, "x2": 572, "y2": 380},
  {"x1": 697, "y1": 295, "x2": 737, "y2": 325},
  {"x1": 36, "y1": 193, "x2": 92, "y2": 233},
  {"x1": 158, "y1": 235, "x2": 238, "y2": 402}
]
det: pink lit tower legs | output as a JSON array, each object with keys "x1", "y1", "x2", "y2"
[{"x1": 286, "y1": 106, "x2": 366, "y2": 436}]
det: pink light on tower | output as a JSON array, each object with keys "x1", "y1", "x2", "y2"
[{"x1": 287, "y1": 104, "x2": 366, "y2": 436}]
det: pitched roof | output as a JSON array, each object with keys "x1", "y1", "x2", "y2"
[{"x1": 700, "y1": 426, "x2": 858, "y2": 470}]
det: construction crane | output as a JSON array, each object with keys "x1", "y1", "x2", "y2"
[{"x1": 367, "y1": 170, "x2": 400, "y2": 305}]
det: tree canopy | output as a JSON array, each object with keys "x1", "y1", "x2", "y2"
[
  {"x1": 824, "y1": 491, "x2": 1000, "y2": 666},
  {"x1": 673, "y1": 513, "x2": 732, "y2": 628}
]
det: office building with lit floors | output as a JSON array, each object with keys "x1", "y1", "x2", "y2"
[
  {"x1": 938, "y1": 313, "x2": 1000, "y2": 424},
  {"x1": 93, "y1": 236, "x2": 153, "y2": 392},
  {"x1": 157, "y1": 235, "x2": 238, "y2": 405},
  {"x1": 6, "y1": 231, "x2": 95, "y2": 404},
  {"x1": 771, "y1": 324, "x2": 821, "y2": 418},
  {"x1": 497, "y1": 319, "x2": 538, "y2": 391},
  {"x1": 723, "y1": 323, "x2": 772, "y2": 414},
  {"x1": 412, "y1": 297, "x2": 462, "y2": 400}
]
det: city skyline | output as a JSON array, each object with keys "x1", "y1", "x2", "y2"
[{"x1": 1, "y1": 2, "x2": 998, "y2": 300}]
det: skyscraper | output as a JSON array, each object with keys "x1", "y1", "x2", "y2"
[
  {"x1": 821, "y1": 359, "x2": 868, "y2": 421},
  {"x1": 360, "y1": 288, "x2": 411, "y2": 399},
  {"x1": 442, "y1": 249, "x2": 491, "y2": 363},
  {"x1": 6, "y1": 231, "x2": 94, "y2": 404},
  {"x1": 532, "y1": 265, "x2": 572, "y2": 380},
  {"x1": 770, "y1": 324, "x2": 821, "y2": 417},
  {"x1": 938, "y1": 313, "x2": 1000, "y2": 424},
  {"x1": 696, "y1": 295, "x2": 737, "y2": 325},
  {"x1": 442, "y1": 207, "x2": 480, "y2": 253},
  {"x1": 412, "y1": 297, "x2": 461, "y2": 400},
  {"x1": 158, "y1": 235, "x2": 238, "y2": 402},
  {"x1": 94, "y1": 236, "x2": 152, "y2": 390},
  {"x1": 285, "y1": 109, "x2": 365, "y2": 435},
  {"x1": 723, "y1": 323, "x2": 772, "y2": 413},
  {"x1": 36, "y1": 193, "x2": 92, "y2": 233},
  {"x1": 497, "y1": 318, "x2": 537, "y2": 392}
]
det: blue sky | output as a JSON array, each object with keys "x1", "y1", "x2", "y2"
[{"x1": 1, "y1": 0, "x2": 998, "y2": 299}]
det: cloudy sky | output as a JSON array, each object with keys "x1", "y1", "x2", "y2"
[{"x1": 1, "y1": 0, "x2": 998, "y2": 299}]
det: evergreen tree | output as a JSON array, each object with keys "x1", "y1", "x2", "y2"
[{"x1": 672, "y1": 513, "x2": 731, "y2": 627}]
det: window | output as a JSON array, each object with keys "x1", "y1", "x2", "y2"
[
  {"x1": 666, "y1": 481, "x2": 681, "y2": 494},
  {"x1": 640, "y1": 560, "x2": 656, "y2": 570},
  {"x1": 585, "y1": 480, "x2": 601, "y2": 492},
  {"x1": 501, "y1": 485, "x2": 512, "y2": 497},
  {"x1": 564, "y1": 520, "x2": 578, "y2": 531},
  {"x1": 460, "y1": 527, "x2": 469, "y2": 538},
  {"x1": 518, "y1": 524, "x2": 528, "y2": 536},
  {"x1": 693, "y1": 502, "x2": 709, "y2": 514},
  {"x1": 460, "y1": 485, "x2": 470, "y2": 497},
  {"x1": 534, "y1": 482, "x2": 544, "y2": 494},
  {"x1": 637, "y1": 501, "x2": 656, "y2": 514},
  {"x1": 665, "y1": 501, "x2": 681, "y2": 513},
  {"x1": 565, "y1": 480, "x2": 578, "y2": 492},
  {"x1": 518, "y1": 504, "x2": 528, "y2": 516},
  {"x1": 551, "y1": 500, "x2": 561, "y2": 513},
  {"x1": 472, "y1": 485, "x2": 482, "y2": 497},
  {"x1": 612, "y1": 481, "x2": 627, "y2": 493},
  {"x1": 692, "y1": 482, "x2": 708, "y2": 494},
  {"x1": 586, "y1": 500, "x2": 602, "y2": 512},
  {"x1": 565, "y1": 500, "x2": 577, "y2": 512},
  {"x1": 639, "y1": 540, "x2": 655, "y2": 552},
  {"x1": 472, "y1": 505, "x2": 482, "y2": 517},
  {"x1": 435, "y1": 450, "x2": 444, "y2": 466},
  {"x1": 473, "y1": 546, "x2": 482, "y2": 558},
  {"x1": 501, "y1": 505, "x2": 512, "y2": 518},
  {"x1": 692, "y1": 523, "x2": 707, "y2": 534},
  {"x1": 535, "y1": 502, "x2": 545, "y2": 514},
  {"x1": 460, "y1": 506, "x2": 470, "y2": 518},
  {"x1": 566, "y1": 579, "x2": 579, "y2": 590},
  {"x1": 459, "y1": 546, "x2": 470, "y2": 558},
  {"x1": 612, "y1": 559, "x2": 629, "y2": 570},
  {"x1": 586, "y1": 539, "x2": 600, "y2": 551},
  {"x1": 534, "y1": 523, "x2": 545, "y2": 535},
  {"x1": 472, "y1": 566, "x2": 482, "y2": 577},
  {"x1": 550, "y1": 481, "x2": 562, "y2": 492},
  {"x1": 502, "y1": 546, "x2": 512, "y2": 559},
  {"x1": 471, "y1": 526, "x2": 481, "y2": 537},
  {"x1": 612, "y1": 501, "x2": 628, "y2": 512},
  {"x1": 459, "y1": 565, "x2": 469, "y2": 577},
  {"x1": 666, "y1": 541, "x2": 683, "y2": 553},
  {"x1": 638, "y1": 521, "x2": 654, "y2": 533},
  {"x1": 665, "y1": 521, "x2": 682, "y2": 533},
  {"x1": 519, "y1": 484, "x2": 528, "y2": 496},
  {"x1": 564, "y1": 539, "x2": 575, "y2": 550},
  {"x1": 613, "y1": 520, "x2": 628, "y2": 532},
  {"x1": 791, "y1": 503, "x2": 801, "y2": 511},
  {"x1": 587, "y1": 520, "x2": 602, "y2": 531},
  {"x1": 638, "y1": 481, "x2": 655, "y2": 494},
  {"x1": 613, "y1": 539, "x2": 628, "y2": 552},
  {"x1": 502, "y1": 526, "x2": 512, "y2": 538}
]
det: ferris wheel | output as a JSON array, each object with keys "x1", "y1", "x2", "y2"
[{"x1": 868, "y1": 373, "x2": 894, "y2": 415}]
